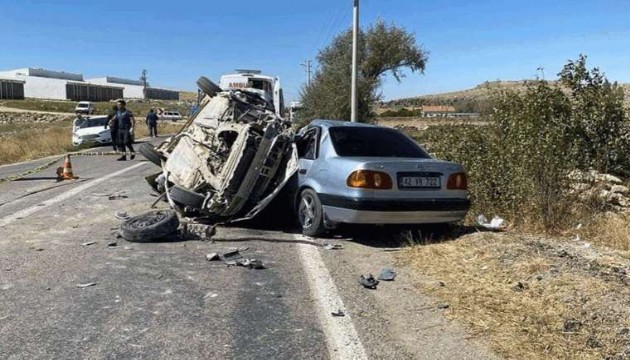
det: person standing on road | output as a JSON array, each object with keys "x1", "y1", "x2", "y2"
[
  {"x1": 146, "y1": 108, "x2": 159, "y2": 137},
  {"x1": 115, "y1": 100, "x2": 136, "y2": 161},
  {"x1": 106, "y1": 105, "x2": 119, "y2": 152}
]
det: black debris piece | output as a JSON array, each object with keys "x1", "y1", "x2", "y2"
[
  {"x1": 359, "y1": 274, "x2": 379, "y2": 289},
  {"x1": 107, "y1": 242, "x2": 118, "y2": 248},
  {"x1": 437, "y1": 303, "x2": 450, "y2": 309},
  {"x1": 331, "y1": 310, "x2": 345, "y2": 317},
  {"x1": 206, "y1": 253, "x2": 220, "y2": 261},
  {"x1": 323, "y1": 243, "x2": 343, "y2": 250},
  {"x1": 81, "y1": 241, "x2": 96, "y2": 247}
]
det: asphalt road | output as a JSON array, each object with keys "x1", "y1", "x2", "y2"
[{"x1": 0, "y1": 137, "x2": 499, "y2": 360}]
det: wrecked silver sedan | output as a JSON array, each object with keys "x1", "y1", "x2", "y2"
[{"x1": 139, "y1": 76, "x2": 297, "y2": 222}]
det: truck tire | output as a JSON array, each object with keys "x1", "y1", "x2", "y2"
[
  {"x1": 196, "y1": 76, "x2": 222, "y2": 97},
  {"x1": 169, "y1": 185, "x2": 205, "y2": 209},
  {"x1": 138, "y1": 143, "x2": 165, "y2": 167},
  {"x1": 120, "y1": 210, "x2": 180, "y2": 242}
]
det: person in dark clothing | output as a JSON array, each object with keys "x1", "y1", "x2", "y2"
[
  {"x1": 115, "y1": 99, "x2": 136, "y2": 161},
  {"x1": 106, "y1": 105, "x2": 119, "y2": 152},
  {"x1": 146, "y1": 109, "x2": 159, "y2": 137}
]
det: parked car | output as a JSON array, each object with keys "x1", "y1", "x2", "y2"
[
  {"x1": 72, "y1": 116, "x2": 111, "y2": 146},
  {"x1": 75, "y1": 101, "x2": 95, "y2": 115},
  {"x1": 140, "y1": 76, "x2": 295, "y2": 221},
  {"x1": 158, "y1": 111, "x2": 182, "y2": 121},
  {"x1": 293, "y1": 120, "x2": 470, "y2": 236}
]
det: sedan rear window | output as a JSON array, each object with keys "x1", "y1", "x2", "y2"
[{"x1": 329, "y1": 126, "x2": 430, "y2": 158}]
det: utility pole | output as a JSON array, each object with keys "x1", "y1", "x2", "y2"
[
  {"x1": 301, "y1": 60, "x2": 312, "y2": 86},
  {"x1": 140, "y1": 69, "x2": 148, "y2": 100},
  {"x1": 351, "y1": 0, "x2": 359, "y2": 122}
]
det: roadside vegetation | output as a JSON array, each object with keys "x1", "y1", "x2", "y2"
[
  {"x1": 401, "y1": 56, "x2": 630, "y2": 359},
  {"x1": 297, "y1": 20, "x2": 428, "y2": 125}
]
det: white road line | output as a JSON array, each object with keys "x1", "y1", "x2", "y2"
[
  {"x1": 296, "y1": 236, "x2": 368, "y2": 360},
  {"x1": 0, "y1": 162, "x2": 146, "y2": 227}
]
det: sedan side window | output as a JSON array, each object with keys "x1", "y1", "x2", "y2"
[{"x1": 297, "y1": 129, "x2": 319, "y2": 160}]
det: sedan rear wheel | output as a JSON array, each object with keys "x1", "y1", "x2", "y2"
[{"x1": 298, "y1": 189, "x2": 325, "y2": 237}]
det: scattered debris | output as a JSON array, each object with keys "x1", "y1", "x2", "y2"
[
  {"x1": 182, "y1": 222, "x2": 216, "y2": 240},
  {"x1": 107, "y1": 242, "x2": 118, "y2": 248},
  {"x1": 437, "y1": 303, "x2": 450, "y2": 310},
  {"x1": 29, "y1": 246, "x2": 44, "y2": 251},
  {"x1": 234, "y1": 258, "x2": 265, "y2": 269},
  {"x1": 476, "y1": 214, "x2": 506, "y2": 230},
  {"x1": 203, "y1": 292, "x2": 219, "y2": 299},
  {"x1": 114, "y1": 211, "x2": 130, "y2": 220},
  {"x1": 76, "y1": 282, "x2": 97, "y2": 288},
  {"x1": 108, "y1": 194, "x2": 128, "y2": 200},
  {"x1": 359, "y1": 274, "x2": 379, "y2": 289},
  {"x1": 331, "y1": 310, "x2": 345, "y2": 317},
  {"x1": 206, "y1": 253, "x2": 220, "y2": 261},
  {"x1": 378, "y1": 268, "x2": 397, "y2": 281},
  {"x1": 206, "y1": 249, "x2": 265, "y2": 269},
  {"x1": 563, "y1": 319, "x2": 582, "y2": 333},
  {"x1": 512, "y1": 281, "x2": 529, "y2": 292},
  {"x1": 81, "y1": 241, "x2": 96, "y2": 247},
  {"x1": 586, "y1": 336, "x2": 604, "y2": 349},
  {"x1": 323, "y1": 243, "x2": 344, "y2": 250}
]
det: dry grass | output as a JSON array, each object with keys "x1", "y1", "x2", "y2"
[
  {"x1": 375, "y1": 117, "x2": 487, "y2": 128},
  {"x1": 0, "y1": 123, "x2": 74, "y2": 165},
  {"x1": 402, "y1": 231, "x2": 630, "y2": 359},
  {"x1": 0, "y1": 121, "x2": 185, "y2": 165}
]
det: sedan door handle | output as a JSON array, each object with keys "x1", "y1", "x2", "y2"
[{"x1": 299, "y1": 169, "x2": 307, "y2": 175}]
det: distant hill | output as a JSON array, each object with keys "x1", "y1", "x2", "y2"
[{"x1": 383, "y1": 80, "x2": 630, "y2": 112}]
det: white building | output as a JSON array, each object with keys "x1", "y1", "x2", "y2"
[
  {"x1": 88, "y1": 76, "x2": 179, "y2": 100},
  {"x1": 0, "y1": 68, "x2": 123, "y2": 101}
]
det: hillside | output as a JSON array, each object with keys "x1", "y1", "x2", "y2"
[{"x1": 384, "y1": 80, "x2": 630, "y2": 111}]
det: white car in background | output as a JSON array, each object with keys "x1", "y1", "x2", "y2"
[
  {"x1": 75, "y1": 101, "x2": 95, "y2": 115},
  {"x1": 72, "y1": 116, "x2": 112, "y2": 147},
  {"x1": 158, "y1": 111, "x2": 182, "y2": 121}
]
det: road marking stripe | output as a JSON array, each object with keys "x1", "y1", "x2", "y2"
[
  {"x1": 0, "y1": 162, "x2": 146, "y2": 227},
  {"x1": 296, "y1": 237, "x2": 368, "y2": 360}
]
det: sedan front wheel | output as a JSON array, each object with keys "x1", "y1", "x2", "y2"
[{"x1": 298, "y1": 189, "x2": 326, "y2": 237}]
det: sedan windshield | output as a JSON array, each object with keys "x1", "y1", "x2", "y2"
[
  {"x1": 77, "y1": 117, "x2": 108, "y2": 128},
  {"x1": 329, "y1": 126, "x2": 431, "y2": 158}
]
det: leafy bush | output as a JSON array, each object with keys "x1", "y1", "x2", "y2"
[{"x1": 412, "y1": 56, "x2": 630, "y2": 231}]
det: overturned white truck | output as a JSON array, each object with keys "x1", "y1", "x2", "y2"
[{"x1": 139, "y1": 71, "x2": 297, "y2": 221}]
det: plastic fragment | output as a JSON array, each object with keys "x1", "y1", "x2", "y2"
[
  {"x1": 323, "y1": 243, "x2": 343, "y2": 250},
  {"x1": 76, "y1": 283, "x2": 97, "y2": 288},
  {"x1": 378, "y1": 268, "x2": 396, "y2": 281}
]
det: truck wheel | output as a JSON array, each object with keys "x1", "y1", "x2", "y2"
[
  {"x1": 138, "y1": 143, "x2": 165, "y2": 167},
  {"x1": 196, "y1": 76, "x2": 222, "y2": 97},
  {"x1": 120, "y1": 210, "x2": 180, "y2": 242},
  {"x1": 169, "y1": 185, "x2": 205, "y2": 209}
]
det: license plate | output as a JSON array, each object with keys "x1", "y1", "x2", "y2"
[{"x1": 399, "y1": 176, "x2": 441, "y2": 188}]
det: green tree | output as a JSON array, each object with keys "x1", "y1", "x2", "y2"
[{"x1": 298, "y1": 20, "x2": 428, "y2": 125}]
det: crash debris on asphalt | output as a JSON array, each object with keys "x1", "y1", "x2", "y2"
[{"x1": 205, "y1": 248, "x2": 265, "y2": 269}]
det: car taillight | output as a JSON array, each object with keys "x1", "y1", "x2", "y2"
[
  {"x1": 347, "y1": 170, "x2": 393, "y2": 189},
  {"x1": 447, "y1": 172, "x2": 468, "y2": 190}
]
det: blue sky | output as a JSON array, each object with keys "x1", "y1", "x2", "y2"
[{"x1": 1, "y1": 0, "x2": 628, "y2": 102}]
